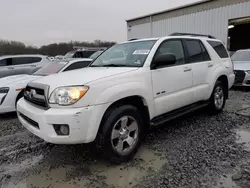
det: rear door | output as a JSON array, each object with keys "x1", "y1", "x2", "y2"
[
  {"x1": 0, "y1": 58, "x2": 14, "y2": 78},
  {"x1": 12, "y1": 57, "x2": 42, "y2": 75},
  {"x1": 183, "y1": 39, "x2": 212, "y2": 102}
]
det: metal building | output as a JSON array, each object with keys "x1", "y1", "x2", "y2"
[{"x1": 126, "y1": 0, "x2": 250, "y2": 51}]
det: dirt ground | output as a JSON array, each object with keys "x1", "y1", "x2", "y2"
[{"x1": 0, "y1": 89, "x2": 250, "y2": 188}]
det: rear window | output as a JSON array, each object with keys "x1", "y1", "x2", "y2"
[
  {"x1": 207, "y1": 41, "x2": 229, "y2": 58},
  {"x1": 33, "y1": 61, "x2": 67, "y2": 76},
  {"x1": 0, "y1": 59, "x2": 8, "y2": 66}
]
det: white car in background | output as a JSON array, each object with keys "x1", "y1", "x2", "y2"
[
  {"x1": 0, "y1": 58, "x2": 92, "y2": 114},
  {"x1": 232, "y1": 49, "x2": 250, "y2": 86},
  {"x1": 0, "y1": 54, "x2": 51, "y2": 78}
]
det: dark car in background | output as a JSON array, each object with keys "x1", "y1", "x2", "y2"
[{"x1": 64, "y1": 47, "x2": 106, "y2": 59}]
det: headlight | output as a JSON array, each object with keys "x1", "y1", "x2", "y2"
[
  {"x1": 0, "y1": 87, "x2": 9, "y2": 93},
  {"x1": 49, "y1": 86, "x2": 89, "y2": 105},
  {"x1": 246, "y1": 70, "x2": 250, "y2": 74}
]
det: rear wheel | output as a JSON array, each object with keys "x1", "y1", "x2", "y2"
[
  {"x1": 208, "y1": 81, "x2": 226, "y2": 114},
  {"x1": 96, "y1": 105, "x2": 144, "y2": 164}
]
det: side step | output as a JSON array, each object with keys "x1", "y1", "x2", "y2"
[{"x1": 150, "y1": 101, "x2": 210, "y2": 127}]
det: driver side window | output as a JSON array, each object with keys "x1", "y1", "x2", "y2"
[{"x1": 154, "y1": 40, "x2": 185, "y2": 66}]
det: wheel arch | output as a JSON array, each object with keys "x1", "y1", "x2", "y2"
[
  {"x1": 98, "y1": 95, "x2": 151, "y2": 135},
  {"x1": 216, "y1": 75, "x2": 229, "y2": 99},
  {"x1": 15, "y1": 90, "x2": 24, "y2": 105}
]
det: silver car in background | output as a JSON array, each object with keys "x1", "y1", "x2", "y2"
[
  {"x1": 0, "y1": 54, "x2": 50, "y2": 78},
  {"x1": 232, "y1": 50, "x2": 250, "y2": 86}
]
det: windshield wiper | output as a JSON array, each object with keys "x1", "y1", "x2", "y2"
[
  {"x1": 101, "y1": 64, "x2": 128, "y2": 67},
  {"x1": 90, "y1": 64, "x2": 128, "y2": 67}
]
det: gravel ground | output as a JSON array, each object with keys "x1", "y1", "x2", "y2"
[
  {"x1": 0, "y1": 90, "x2": 250, "y2": 188},
  {"x1": 0, "y1": 113, "x2": 24, "y2": 137}
]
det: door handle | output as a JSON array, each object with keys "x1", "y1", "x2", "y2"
[
  {"x1": 184, "y1": 67, "x2": 192, "y2": 72},
  {"x1": 8, "y1": 67, "x2": 14, "y2": 70},
  {"x1": 30, "y1": 65, "x2": 36, "y2": 67},
  {"x1": 208, "y1": 63, "x2": 213, "y2": 68}
]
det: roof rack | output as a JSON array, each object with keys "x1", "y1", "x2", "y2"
[
  {"x1": 169, "y1": 32, "x2": 216, "y2": 39},
  {"x1": 73, "y1": 46, "x2": 107, "y2": 51}
]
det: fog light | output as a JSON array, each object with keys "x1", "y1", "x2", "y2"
[
  {"x1": 60, "y1": 125, "x2": 69, "y2": 135},
  {"x1": 53, "y1": 124, "x2": 69, "y2": 136}
]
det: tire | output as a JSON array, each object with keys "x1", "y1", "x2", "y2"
[
  {"x1": 96, "y1": 105, "x2": 144, "y2": 164},
  {"x1": 208, "y1": 80, "x2": 226, "y2": 114}
]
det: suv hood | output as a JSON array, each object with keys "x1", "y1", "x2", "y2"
[
  {"x1": 0, "y1": 75, "x2": 41, "y2": 87},
  {"x1": 31, "y1": 67, "x2": 138, "y2": 90},
  {"x1": 233, "y1": 61, "x2": 250, "y2": 70}
]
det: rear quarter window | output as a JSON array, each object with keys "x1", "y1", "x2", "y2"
[{"x1": 207, "y1": 41, "x2": 229, "y2": 58}]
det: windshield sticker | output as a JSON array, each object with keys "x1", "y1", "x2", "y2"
[
  {"x1": 134, "y1": 60, "x2": 142, "y2": 65},
  {"x1": 133, "y1": 49, "x2": 150, "y2": 55}
]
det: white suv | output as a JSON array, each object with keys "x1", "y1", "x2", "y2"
[{"x1": 17, "y1": 34, "x2": 235, "y2": 163}]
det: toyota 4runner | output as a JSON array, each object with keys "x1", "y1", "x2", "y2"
[{"x1": 17, "y1": 33, "x2": 235, "y2": 163}]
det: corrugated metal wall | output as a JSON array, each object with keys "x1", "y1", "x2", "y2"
[{"x1": 127, "y1": 1, "x2": 250, "y2": 45}]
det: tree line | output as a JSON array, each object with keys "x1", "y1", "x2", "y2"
[{"x1": 0, "y1": 40, "x2": 116, "y2": 56}]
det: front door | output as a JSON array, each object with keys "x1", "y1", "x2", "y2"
[{"x1": 151, "y1": 39, "x2": 194, "y2": 116}]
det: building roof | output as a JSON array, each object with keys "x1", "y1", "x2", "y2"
[{"x1": 126, "y1": 0, "x2": 211, "y2": 22}]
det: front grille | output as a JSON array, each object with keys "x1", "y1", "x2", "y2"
[
  {"x1": 19, "y1": 113, "x2": 39, "y2": 129},
  {"x1": 234, "y1": 70, "x2": 246, "y2": 84},
  {"x1": 24, "y1": 85, "x2": 48, "y2": 108}
]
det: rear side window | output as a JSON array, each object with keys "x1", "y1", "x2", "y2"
[
  {"x1": 185, "y1": 40, "x2": 204, "y2": 63},
  {"x1": 207, "y1": 41, "x2": 229, "y2": 58},
  {"x1": 12, "y1": 57, "x2": 42, "y2": 65},
  {"x1": 63, "y1": 61, "x2": 92, "y2": 71},
  {"x1": 200, "y1": 42, "x2": 211, "y2": 61}
]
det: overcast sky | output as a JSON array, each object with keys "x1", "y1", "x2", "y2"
[{"x1": 0, "y1": 0, "x2": 197, "y2": 46}]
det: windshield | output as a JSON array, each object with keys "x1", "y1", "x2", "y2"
[
  {"x1": 89, "y1": 51, "x2": 103, "y2": 60},
  {"x1": 232, "y1": 51, "x2": 250, "y2": 62},
  {"x1": 64, "y1": 51, "x2": 75, "y2": 58},
  {"x1": 90, "y1": 40, "x2": 157, "y2": 67},
  {"x1": 33, "y1": 61, "x2": 68, "y2": 76}
]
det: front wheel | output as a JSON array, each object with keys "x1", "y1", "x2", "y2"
[
  {"x1": 96, "y1": 105, "x2": 144, "y2": 164},
  {"x1": 208, "y1": 81, "x2": 226, "y2": 114}
]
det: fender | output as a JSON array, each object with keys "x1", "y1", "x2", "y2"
[
  {"x1": 94, "y1": 82, "x2": 155, "y2": 119},
  {"x1": 207, "y1": 66, "x2": 229, "y2": 99}
]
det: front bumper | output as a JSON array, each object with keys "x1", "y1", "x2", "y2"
[
  {"x1": 17, "y1": 98, "x2": 110, "y2": 144},
  {"x1": 233, "y1": 72, "x2": 250, "y2": 86}
]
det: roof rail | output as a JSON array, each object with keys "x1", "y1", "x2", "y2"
[
  {"x1": 169, "y1": 32, "x2": 216, "y2": 39},
  {"x1": 73, "y1": 46, "x2": 107, "y2": 51},
  {"x1": 128, "y1": 38, "x2": 139, "y2": 41}
]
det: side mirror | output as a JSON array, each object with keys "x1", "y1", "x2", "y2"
[{"x1": 152, "y1": 53, "x2": 176, "y2": 69}]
